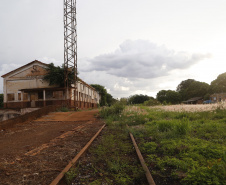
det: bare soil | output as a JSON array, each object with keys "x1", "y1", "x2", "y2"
[{"x1": 0, "y1": 109, "x2": 104, "y2": 185}]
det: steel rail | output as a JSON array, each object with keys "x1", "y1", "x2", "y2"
[
  {"x1": 50, "y1": 124, "x2": 106, "y2": 185},
  {"x1": 127, "y1": 125, "x2": 156, "y2": 185}
]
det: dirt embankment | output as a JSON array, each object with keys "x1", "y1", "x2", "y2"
[{"x1": 0, "y1": 109, "x2": 104, "y2": 185}]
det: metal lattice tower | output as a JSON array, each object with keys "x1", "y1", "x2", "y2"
[{"x1": 64, "y1": 0, "x2": 77, "y2": 99}]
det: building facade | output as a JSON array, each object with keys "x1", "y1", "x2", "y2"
[
  {"x1": 1, "y1": 60, "x2": 100, "y2": 109},
  {"x1": 210, "y1": 93, "x2": 226, "y2": 103}
]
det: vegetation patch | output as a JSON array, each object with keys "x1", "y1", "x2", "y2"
[
  {"x1": 128, "y1": 106, "x2": 226, "y2": 185},
  {"x1": 66, "y1": 104, "x2": 226, "y2": 185}
]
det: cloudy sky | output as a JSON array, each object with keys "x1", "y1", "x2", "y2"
[{"x1": 0, "y1": 0, "x2": 226, "y2": 98}]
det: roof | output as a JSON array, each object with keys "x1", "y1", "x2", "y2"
[
  {"x1": 183, "y1": 97, "x2": 203, "y2": 103},
  {"x1": 1, "y1": 60, "x2": 98, "y2": 92},
  {"x1": 77, "y1": 77, "x2": 96, "y2": 91},
  {"x1": 187, "y1": 97, "x2": 203, "y2": 101},
  {"x1": 1, "y1": 60, "x2": 48, "y2": 78}
]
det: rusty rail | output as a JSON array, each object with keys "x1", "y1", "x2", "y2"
[
  {"x1": 50, "y1": 124, "x2": 106, "y2": 185},
  {"x1": 127, "y1": 125, "x2": 156, "y2": 185}
]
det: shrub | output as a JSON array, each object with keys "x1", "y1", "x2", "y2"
[
  {"x1": 58, "y1": 106, "x2": 70, "y2": 112},
  {"x1": 174, "y1": 119, "x2": 189, "y2": 136},
  {"x1": 143, "y1": 99, "x2": 160, "y2": 106},
  {"x1": 157, "y1": 120, "x2": 174, "y2": 132},
  {"x1": 99, "y1": 102, "x2": 124, "y2": 118}
]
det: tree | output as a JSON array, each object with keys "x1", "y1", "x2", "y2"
[
  {"x1": 156, "y1": 90, "x2": 168, "y2": 103},
  {"x1": 43, "y1": 63, "x2": 75, "y2": 87},
  {"x1": 176, "y1": 79, "x2": 195, "y2": 100},
  {"x1": 157, "y1": 90, "x2": 181, "y2": 104},
  {"x1": 90, "y1": 84, "x2": 107, "y2": 106},
  {"x1": 186, "y1": 81, "x2": 209, "y2": 99},
  {"x1": 128, "y1": 94, "x2": 151, "y2": 104},
  {"x1": 177, "y1": 79, "x2": 209, "y2": 101},
  {"x1": 209, "y1": 72, "x2": 226, "y2": 93},
  {"x1": 120, "y1": 98, "x2": 128, "y2": 105},
  {"x1": 106, "y1": 93, "x2": 117, "y2": 106}
]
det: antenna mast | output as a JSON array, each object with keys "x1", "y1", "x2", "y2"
[{"x1": 64, "y1": 0, "x2": 77, "y2": 100}]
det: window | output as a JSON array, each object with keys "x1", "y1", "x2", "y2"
[
  {"x1": 53, "y1": 91, "x2": 63, "y2": 99},
  {"x1": 46, "y1": 91, "x2": 53, "y2": 99},
  {"x1": 18, "y1": 93, "x2": 21, "y2": 101},
  {"x1": 23, "y1": 93, "x2": 28, "y2": 101},
  {"x1": 7, "y1": 93, "x2": 15, "y2": 101},
  {"x1": 38, "y1": 92, "x2": 43, "y2": 99}
]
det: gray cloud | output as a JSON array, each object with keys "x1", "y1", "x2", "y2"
[{"x1": 81, "y1": 40, "x2": 211, "y2": 79}]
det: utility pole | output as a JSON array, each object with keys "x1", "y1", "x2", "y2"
[{"x1": 63, "y1": 0, "x2": 77, "y2": 105}]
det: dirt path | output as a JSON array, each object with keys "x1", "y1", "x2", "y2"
[{"x1": 0, "y1": 109, "x2": 104, "y2": 185}]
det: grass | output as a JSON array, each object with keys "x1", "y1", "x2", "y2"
[
  {"x1": 127, "y1": 106, "x2": 226, "y2": 185},
  {"x1": 65, "y1": 103, "x2": 226, "y2": 185}
]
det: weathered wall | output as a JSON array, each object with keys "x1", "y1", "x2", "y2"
[
  {"x1": 4, "y1": 100, "x2": 98, "y2": 109},
  {"x1": 0, "y1": 105, "x2": 60, "y2": 130}
]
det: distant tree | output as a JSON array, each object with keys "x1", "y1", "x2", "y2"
[
  {"x1": 106, "y1": 93, "x2": 117, "y2": 106},
  {"x1": 157, "y1": 90, "x2": 181, "y2": 104},
  {"x1": 43, "y1": 63, "x2": 75, "y2": 87},
  {"x1": 177, "y1": 79, "x2": 209, "y2": 101},
  {"x1": 176, "y1": 79, "x2": 195, "y2": 100},
  {"x1": 128, "y1": 94, "x2": 151, "y2": 104},
  {"x1": 120, "y1": 98, "x2": 128, "y2": 105},
  {"x1": 204, "y1": 93, "x2": 210, "y2": 100},
  {"x1": 186, "y1": 81, "x2": 209, "y2": 99},
  {"x1": 209, "y1": 72, "x2": 226, "y2": 93},
  {"x1": 90, "y1": 84, "x2": 107, "y2": 106},
  {"x1": 0, "y1": 94, "x2": 3, "y2": 108},
  {"x1": 156, "y1": 90, "x2": 168, "y2": 103}
]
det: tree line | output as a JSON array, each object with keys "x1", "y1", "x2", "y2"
[
  {"x1": 116, "y1": 72, "x2": 226, "y2": 106},
  {"x1": 157, "y1": 72, "x2": 226, "y2": 104}
]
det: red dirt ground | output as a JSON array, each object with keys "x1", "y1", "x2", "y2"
[{"x1": 0, "y1": 109, "x2": 104, "y2": 185}]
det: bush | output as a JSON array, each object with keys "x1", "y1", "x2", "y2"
[
  {"x1": 99, "y1": 102, "x2": 124, "y2": 118},
  {"x1": 143, "y1": 99, "x2": 160, "y2": 106},
  {"x1": 58, "y1": 107, "x2": 70, "y2": 112}
]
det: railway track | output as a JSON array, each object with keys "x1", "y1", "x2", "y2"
[
  {"x1": 50, "y1": 124, "x2": 106, "y2": 185},
  {"x1": 49, "y1": 124, "x2": 156, "y2": 185}
]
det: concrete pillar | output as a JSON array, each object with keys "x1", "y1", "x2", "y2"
[
  {"x1": 43, "y1": 89, "x2": 46, "y2": 107},
  {"x1": 15, "y1": 92, "x2": 18, "y2": 101},
  {"x1": 21, "y1": 92, "x2": 24, "y2": 101}
]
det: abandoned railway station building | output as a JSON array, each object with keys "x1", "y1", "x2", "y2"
[{"x1": 1, "y1": 60, "x2": 100, "y2": 109}]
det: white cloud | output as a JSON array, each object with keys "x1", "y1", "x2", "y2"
[
  {"x1": 76, "y1": 40, "x2": 213, "y2": 99},
  {"x1": 81, "y1": 40, "x2": 211, "y2": 79}
]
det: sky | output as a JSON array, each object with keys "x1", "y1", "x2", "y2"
[{"x1": 0, "y1": 0, "x2": 226, "y2": 98}]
